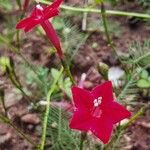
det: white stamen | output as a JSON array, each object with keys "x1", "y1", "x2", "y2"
[
  {"x1": 93, "y1": 97, "x2": 102, "y2": 107},
  {"x1": 94, "y1": 99, "x2": 98, "y2": 104},
  {"x1": 98, "y1": 100, "x2": 101, "y2": 104},
  {"x1": 94, "y1": 102, "x2": 99, "y2": 107},
  {"x1": 36, "y1": 4, "x2": 44, "y2": 11},
  {"x1": 98, "y1": 97, "x2": 102, "y2": 101}
]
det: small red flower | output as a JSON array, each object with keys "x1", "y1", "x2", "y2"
[
  {"x1": 69, "y1": 81, "x2": 131, "y2": 144},
  {"x1": 16, "y1": 0, "x2": 63, "y2": 58}
]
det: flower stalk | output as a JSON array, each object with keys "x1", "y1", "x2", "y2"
[
  {"x1": 100, "y1": 2, "x2": 119, "y2": 58},
  {"x1": 79, "y1": 132, "x2": 87, "y2": 150},
  {"x1": 0, "y1": 89, "x2": 7, "y2": 117},
  {"x1": 38, "y1": 0, "x2": 150, "y2": 19},
  {"x1": 39, "y1": 67, "x2": 63, "y2": 150},
  {"x1": 60, "y1": 58, "x2": 76, "y2": 85},
  {"x1": 101, "y1": 3, "x2": 112, "y2": 45}
]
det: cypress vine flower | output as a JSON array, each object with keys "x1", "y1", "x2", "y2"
[
  {"x1": 69, "y1": 81, "x2": 131, "y2": 144},
  {"x1": 16, "y1": 0, "x2": 63, "y2": 58}
]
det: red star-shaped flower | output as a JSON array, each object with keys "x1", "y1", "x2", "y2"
[
  {"x1": 69, "y1": 81, "x2": 131, "y2": 144},
  {"x1": 16, "y1": 0, "x2": 63, "y2": 58}
]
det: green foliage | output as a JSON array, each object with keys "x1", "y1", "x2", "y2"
[
  {"x1": 24, "y1": 65, "x2": 50, "y2": 97},
  {"x1": 52, "y1": 17, "x2": 89, "y2": 62},
  {"x1": 137, "y1": 70, "x2": 150, "y2": 88},
  {"x1": 137, "y1": 79, "x2": 150, "y2": 88},
  {"x1": 51, "y1": 68, "x2": 72, "y2": 98},
  {"x1": 23, "y1": 65, "x2": 72, "y2": 100},
  {"x1": 126, "y1": 39, "x2": 150, "y2": 67},
  {"x1": 119, "y1": 39, "x2": 150, "y2": 104},
  {"x1": 95, "y1": 0, "x2": 104, "y2": 4},
  {"x1": 0, "y1": 0, "x2": 12, "y2": 10},
  {"x1": 117, "y1": 75, "x2": 138, "y2": 105},
  {"x1": 0, "y1": 56, "x2": 11, "y2": 74},
  {"x1": 138, "y1": 0, "x2": 150, "y2": 8},
  {"x1": 46, "y1": 107, "x2": 80, "y2": 150},
  {"x1": 106, "y1": 0, "x2": 118, "y2": 6},
  {"x1": 16, "y1": 0, "x2": 22, "y2": 9},
  {"x1": 0, "y1": 34, "x2": 18, "y2": 53},
  {"x1": 140, "y1": 70, "x2": 149, "y2": 79}
]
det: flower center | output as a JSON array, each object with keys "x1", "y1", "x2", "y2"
[
  {"x1": 36, "y1": 4, "x2": 44, "y2": 11},
  {"x1": 92, "y1": 97, "x2": 102, "y2": 118},
  {"x1": 93, "y1": 97, "x2": 102, "y2": 107}
]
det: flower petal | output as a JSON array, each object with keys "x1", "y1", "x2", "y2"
[
  {"x1": 105, "y1": 102, "x2": 131, "y2": 124},
  {"x1": 44, "y1": 9, "x2": 59, "y2": 20},
  {"x1": 91, "y1": 116, "x2": 113, "y2": 144},
  {"x1": 16, "y1": 17, "x2": 33, "y2": 29},
  {"x1": 31, "y1": 6, "x2": 44, "y2": 18},
  {"x1": 69, "y1": 110, "x2": 92, "y2": 131},
  {"x1": 41, "y1": 20, "x2": 63, "y2": 58},
  {"x1": 31, "y1": 7, "x2": 37, "y2": 17},
  {"x1": 92, "y1": 81, "x2": 114, "y2": 105},
  {"x1": 71, "y1": 86, "x2": 93, "y2": 111},
  {"x1": 24, "y1": 19, "x2": 39, "y2": 32},
  {"x1": 44, "y1": 0, "x2": 63, "y2": 12}
]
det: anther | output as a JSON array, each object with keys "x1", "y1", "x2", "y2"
[
  {"x1": 98, "y1": 97, "x2": 102, "y2": 100},
  {"x1": 94, "y1": 99, "x2": 98, "y2": 104},
  {"x1": 36, "y1": 4, "x2": 44, "y2": 11},
  {"x1": 94, "y1": 102, "x2": 99, "y2": 107}
]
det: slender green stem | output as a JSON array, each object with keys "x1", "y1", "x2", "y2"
[
  {"x1": 100, "y1": 2, "x2": 118, "y2": 56},
  {"x1": 100, "y1": 2, "x2": 123, "y2": 65},
  {"x1": 79, "y1": 132, "x2": 87, "y2": 150},
  {"x1": 101, "y1": 3, "x2": 112, "y2": 45},
  {"x1": 38, "y1": 0, "x2": 150, "y2": 19},
  {"x1": 8, "y1": 72, "x2": 31, "y2": 103},
  {"x1": 0, "y1": 114, "x2": 36, "y2": 147},
  {"x1": 39, "y1": 67, "x2": 63, "y2": 150},
  {"x1": 16, "y1": 30, "x2": 20, "y2": 50},
  {"x1": 0, "y1": 89, "x2": 7, "y2": 117},
  {"x1": 121, "y1": 107, "x2": 145, "y2": 130},
  {"x1": 134, "y1": 51, "x2": 150, "y2": 64},
  {"x1": 60, "y1": 58, "x2": 76, "y2": 85},
  {"x1": 79, "y1": 139, "x2": 84, "y2": 150}
]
